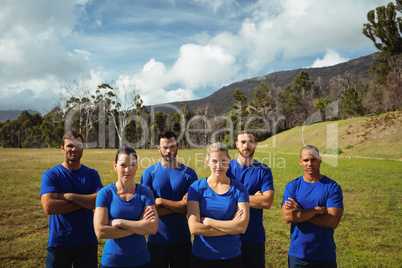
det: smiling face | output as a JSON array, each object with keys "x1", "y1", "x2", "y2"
[
  {"x1": 236, "y1": 133, "x2": 257, "y2": 159},
  {"x1": 61, "y1": 137, "x2": 83, "y2": 163},
  {"x1": 158, "y1": 137, "x2": 179, "y2": 162},
  {"x1": 114, "y1": 153, "x2": 138, "y2": 182},
  {"x1": 299, "y1": 148, "x2": 322, "y2": 176},
  {"x1": 207, "y1": 150, "x2": 231, "y2": 177}
]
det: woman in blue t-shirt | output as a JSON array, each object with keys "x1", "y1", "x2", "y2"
[
  {"x1": 188, "y1": 142, "x2": 250, "y2": 268},
  {"x1": 94, "y1": 147, "x2": 159, "y2": 268}
]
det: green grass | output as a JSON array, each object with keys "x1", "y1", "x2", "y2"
[
  {"x1": 259, "y1": 112, "x2": 402, "y2": 160},
  {"x1": 0, "y1": 147, "x2": 401, "y2": 267}
]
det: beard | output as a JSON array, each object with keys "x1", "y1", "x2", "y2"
[
  {"x1": 238, "y1": 148, "x2": 255, "y2": 159},
  {"x1": 161, "y1": 151, "x2": 177, "y2": 162}
]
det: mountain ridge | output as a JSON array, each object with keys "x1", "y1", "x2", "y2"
[{"x1": 149, "y1": 54, "x2": 375, "y2": 115}]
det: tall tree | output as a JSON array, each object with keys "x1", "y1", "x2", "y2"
[{"x1": 363, "y1": 0, "x2": 402, "y2": 83}]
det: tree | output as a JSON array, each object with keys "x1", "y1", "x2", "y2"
[
  {"x1": 231, "y1": 89, "x2": 248, "y2": 132},
  {"x1": 278, "y1": 71, "x2": 315, "y2": 128},
  {"x1": 249, "y1": 82, "x2": 275, "y2": 118},
  {"x1": 363, "y1": 0, "x2": 402, "y2": 55},
  {"x1": 363, "y1": 0, "x2": 402, "y2": 83}
]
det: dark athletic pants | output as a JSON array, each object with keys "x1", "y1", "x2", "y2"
[
  {"x1": 241, "y1": 243, "x2": 265, "y2": 268},
  {"x1": 147, "y1": 242, "x2": 192, "y2": 268},
  {"x1": 46, "y1": 243, "x2": 98, "y2": 268}
]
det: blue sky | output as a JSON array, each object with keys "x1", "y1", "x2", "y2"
[{"x1": 0, "y1": 0, "x2": 392, "y2": 114}]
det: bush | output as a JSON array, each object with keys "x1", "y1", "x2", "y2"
[{"x1": 325, "y1": 147, "x2": 344, "y2": 155}]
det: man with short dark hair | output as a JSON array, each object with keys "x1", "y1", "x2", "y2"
[
  {"x1": 282, "y1": 145, "x2": 344, "y2": 268},
  {"x1": 40, "y1": 130, "x2": 103, "y2": 268},
  {"x1": 227, "y1": 130, "x2": 275, "y2": 268},
  {"x1": 141, "y1": 130, "x2": 198, "y2": 268}
]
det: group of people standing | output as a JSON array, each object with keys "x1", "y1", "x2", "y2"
[{"x1": 40, "y1": 130, "x2": 343, "y2": 268}]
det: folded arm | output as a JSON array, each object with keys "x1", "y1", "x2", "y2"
[
  {"x1": 110, "y1": 206, "x2": 159, "y2": 235},
  {"x1": 94, "y1": 206, "x2": 133, "y2": 239},
  {"x1": 187, "y1": 200, "x2": 226, "y2": 237},
  {"x1": 249, "y1": 190, "x2": 274, "y2": 209},
  {"x1": 308, "y1": 207, "x2": 343, "y2": 229},
  {"x1": 41, "y1": 192, "x2": 98, "y2": 215},
  {"x1": 155, "y1": 193, "x2": 188, "y2": 216},
  {"x1": 282, "y1": 198, "x2": 327, "y2": 224},
  {"x1": 202, "y1": 202, "x2": 250, "y2": 235}
]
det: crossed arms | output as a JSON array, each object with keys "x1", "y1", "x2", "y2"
[
  {"x1": 41, "y1": 192, "x2": 99, "y2": 215},
  {"x1": 152, "y1": 191, "x2": 188, "y2": 216},
  {"x1": 281, "y1": 198, "x2": 343, "y2": 229},
  {"x1": 94, "y1": 205, "x2": 158, "y2": 239},
  {"x1": 187, "y1": 201, "x2": 250, "y2": 236}
]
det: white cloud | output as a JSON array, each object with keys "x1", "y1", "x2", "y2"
[
  {"x1": 0, "y1": 0, "x2": 95, "y2": 113},
  {"x1": 192, "y1": 0, "x2": 238, "y2": 12},
  {"x1": 310, "y1": 49, "x2": 349, "y2": 68},
  {"x1": 0, "y1": 0, "x2": 390, "y2": 115}
]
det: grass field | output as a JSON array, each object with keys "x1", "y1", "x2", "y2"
[{"x1": 0, "y1": 146, "x2": 401, "y2": 267}]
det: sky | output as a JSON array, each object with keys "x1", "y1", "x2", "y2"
[{"x1": 0, "y1": 0, "x2": 392, "y2": 115}]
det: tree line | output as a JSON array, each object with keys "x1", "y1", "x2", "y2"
[{"x1": 0, "y1": 0, "x2": 400, "y2": 149}]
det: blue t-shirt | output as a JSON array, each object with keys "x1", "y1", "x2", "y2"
[
  {"x1": 141, "y1": 162, "x2": 198, "y2": 244},
  {"x1": 96, "y1": 183, "x2": 155, "y2": 267},
  {"x1": 282, "y1": 175, "x2": 343, "y2": 261},
  {"x1": 188, "y1": 178, "x2": 250, "y2": 260},
  {"x1": 227, "y1": 159, "x2": 274, "y2": 243},
  {"x1": 40, "y1": 164, "x2": 103, "y2": 247}
]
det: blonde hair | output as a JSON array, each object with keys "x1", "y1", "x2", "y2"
[{"x1": 206, "y1": 142, "x2": 229, "y2": 159}]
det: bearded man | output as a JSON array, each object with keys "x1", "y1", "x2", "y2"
[
  {"x1": 141, "y1": 130, "x2": 198, "y2": 268},
  {"x1": 226, "y1": 130, "x2": 275, "y2": 268}
]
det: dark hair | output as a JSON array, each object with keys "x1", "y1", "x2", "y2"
[
  {"x1": 61, "y1": 131, "x2": 84, "y2": 146},
  {"x1": 158, "y1": 130, "x2": 178, "y2": 145},
  {"x1": 300, "y1": 145, "x2": 320, "y2": 158},
  {"x1": 237, "y1": 130, "x2": 256, "y2": 139},
  {"x1": 115, "y1": 146, "x2": 138, "y2": 163}
]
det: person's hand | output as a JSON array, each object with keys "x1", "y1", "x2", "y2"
[
  {"x1": 58, "y1": 193, "x2": 72, "y2": 201},
  {"x1": 232, "y1": 207, "x2": 244, "y2": 220},
  {"x1": 140, "y1": 207, "x2": 156, "y2": 221},
  {"x1": 284, "y1": 198, "x2": 302, "y2": 210},
  {"x1": 314, "y1": 206, "x2": 327, "y2": 214},
  {"x1": 155, "y1": 198, "x2": 163, "y2": 206},
  {"x1": 201, "y1": 217, "x2": 209, "y2": 225},
  {"x1": 109, "y1": 219, "x2": 120, "y2": 227},
  {"x1": 182, "y1": 193, "x2": 188, "y2": 202},
  {"x1": 254, "y1": 191, "x2": 262, "y2": 196}
]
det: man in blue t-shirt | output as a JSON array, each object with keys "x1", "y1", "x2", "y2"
[
  {"x1": 40, "y1": 131, "x2": 103, "y2": 268},
  {"x1": 141, "y1": 130, "x2": 198, "y2": 268},
  {"x1": 282, "y1": 145, "x2": 344, "y2": 268},
  {"x1": 227, "y1": 130, "x2": 275, "y2": 268}
]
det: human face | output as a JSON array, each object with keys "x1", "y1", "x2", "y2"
[
  {"x1": 207, "y1": 151, "x2": 231, "y2": 177},
  {"x1": 114, "y1": 153, "x2": 138, "y2": 182},
  {"x1": 61, "y1": 138, "x2": 83, "y2": 162},
  {"x1": 236, "y1": 133, "x2": 257, "y2": 159},
  {"x1": 299, "y1": 149, "x2": 322, "y2": 176},
  {"x1": 158, "y1": 137, "x2": 178, "y2": 162}
]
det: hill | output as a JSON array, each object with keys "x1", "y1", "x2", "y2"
[
  {"x1": 0, "y1": 109, "x2": 41, "y2": 122},
  {"x1": 258, "y1": 111, "x2": 402, "y2": 161},
  {"x1": 150, "y1": 54, "x2": 376, "y2": 115}
]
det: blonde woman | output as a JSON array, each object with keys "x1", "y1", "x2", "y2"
[
  {"x1": 187, "y1": 143, "x2": 250, "y2": 268},
  {"x1": 94, "y1": 147, "x2": 158, "y2": 268}
]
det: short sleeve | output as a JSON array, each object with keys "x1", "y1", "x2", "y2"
[
  {"x1": 282, "y1": 180, "x2": 296, "y2": 205},
  {"x1": 261, "y1": 166, "x2": 274, "y2": 192},
  {"x1": 142, "y1": 186, "x2": 156, "y2": 206},
  {"x1": 327, "y1": 183, "x2": 343, "y2": 209},
  {"x1": 96, "y1": 187, "x2": 109, "y2": 208},
  {"x1": 187, "y1": 181, "x2": 200, "y2": 202},
  {"x1": 40, "y1": 169, "x2": 58, "y2": 196},
  {"x1": 91, "y1": 170, "x2": 103, "y2": 192},
  {"x1": 236, "y1": 181, "x2": 250, "y2": 203},
  {"x1": 140, "y1": 168, "x2": 153, "y2": 192}
]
